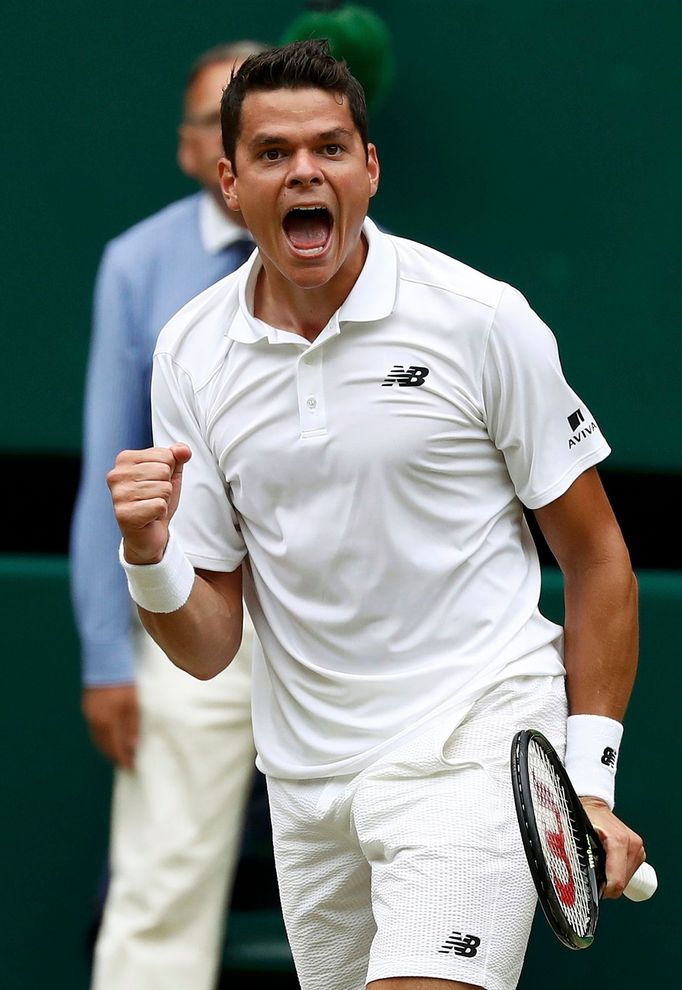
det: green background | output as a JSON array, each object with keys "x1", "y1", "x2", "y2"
[
  {"x1": 1, "y1": 2, "x2": 678, "y2": 988},
  {"x1": 2, "y1": 0, "x2": 680, "y2": 468}
]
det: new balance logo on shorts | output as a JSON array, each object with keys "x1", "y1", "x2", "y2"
[
  {"x1": 437, "y1": 931, "x2": 481, "y2": 957},
  {"x1": 381, "y1": 365, "x2": 430, "y2": 387},
  {"x1": 601, "y1": 746, "x2": 617, "y2": 768}
]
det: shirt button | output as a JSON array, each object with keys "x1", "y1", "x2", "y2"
[{"x1": 306, "y1": 396, "x2": 317, "y2": 410}]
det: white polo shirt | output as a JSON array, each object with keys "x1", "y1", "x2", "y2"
[{"x1": 152, "y1": 218, "x2": 610, "y2": 780}]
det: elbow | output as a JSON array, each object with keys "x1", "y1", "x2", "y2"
[
  {"x1": 609, "y1": 540, "x2": 638, "y2": 604},
  {"x1": 183, "y1": 632, "x2": 243, "y2": 682},
  {"x1": 563, "y1": 528, "x2": 636, "y2": 586},
  {"x1": 627, "y1": 567, "x2": 639, "y2": 609},
  {"x1": 176, "y1": 656, "x2": 229, "y2": 681},
  {"x1": 190, "y1": 667, "x2": 223, "y2": 682}
]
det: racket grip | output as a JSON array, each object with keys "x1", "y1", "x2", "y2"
[{"x1": 624, "y1": 862, "x2": 658, "y2": 902}]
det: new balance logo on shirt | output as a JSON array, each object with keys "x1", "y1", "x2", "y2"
[
  {"x1": 381, "y1": 365, "x2": 430, "y2": 387},
  {"x1": 438, "y1": 932, "x2": 481, "y2": 957}
]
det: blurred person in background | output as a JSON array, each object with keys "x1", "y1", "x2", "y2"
[{"x1": 70, "y1": 39, "x2": 267, "y2": 990}]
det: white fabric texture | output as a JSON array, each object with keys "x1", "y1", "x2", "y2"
[
  {"x1": 267, "y1": 674, "x2": 568, "y2": 990},
  {"x1": 91, "y1": 618, "x2": 256, "y2": 990},
  {"x1": 151, "y1": 218, "x2": 609, "y2": 779}
]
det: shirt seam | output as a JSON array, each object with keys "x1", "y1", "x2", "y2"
[
  {"x1": 522, "y1": 441, "x2": 611, "y2": 509},
  {"x1": 478, "y1": 282, "x2": 508, "y2": 418},
  {"x1": 398, "y1": 271, "x2": 502, "y2": 309}
]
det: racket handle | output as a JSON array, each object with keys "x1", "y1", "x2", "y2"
[{"x1": 624, "y1": 862, "x2": 658, "y2": 902}]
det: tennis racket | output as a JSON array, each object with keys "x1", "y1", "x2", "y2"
[{"x1": 510, "y1": 728, "x2": 657, "y2": 950}]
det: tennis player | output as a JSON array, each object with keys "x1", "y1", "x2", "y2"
[{"x1": 108, "y1": 41, "x2": 645, "y2": 990}]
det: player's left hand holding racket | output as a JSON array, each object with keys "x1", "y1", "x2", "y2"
[{"x1": 510, "y1": 729, "x2": 657, "y2": 950}]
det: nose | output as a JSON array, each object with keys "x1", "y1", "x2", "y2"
[{"x1": 286, "y1": 149, "x2": 323, "y2": 188}]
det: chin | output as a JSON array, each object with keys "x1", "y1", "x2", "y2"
[{"x1": 288, "y1": 262, "x2": 336, "y2": 290}]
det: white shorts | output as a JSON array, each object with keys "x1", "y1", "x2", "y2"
[{"x1": 267, "y1": 674, "x2": 567, "y2": 990}]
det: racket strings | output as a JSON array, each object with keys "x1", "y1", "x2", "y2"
[{"x1": 527, "y1": 741, "x2": 593, "y2": 935}]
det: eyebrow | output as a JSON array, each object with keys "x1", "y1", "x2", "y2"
[{"x1": 248, "y1": 127, "x2": 354, "y2": 151}]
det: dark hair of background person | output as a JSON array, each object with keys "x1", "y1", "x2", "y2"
[
  {"x1": 185, "y1": 40, "x2": 270, "y2": 89},
  {"x1": 220, "y1": 38, "x2": 369, "y2": 169}
]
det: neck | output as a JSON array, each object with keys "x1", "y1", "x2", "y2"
[{"x1": 254, "y1": 235, "x2": 368, "y2": 342}]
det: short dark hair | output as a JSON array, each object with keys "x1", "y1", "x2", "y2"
[{"x1": 220, "y1": 39, "x2": 369, "y2": 170}]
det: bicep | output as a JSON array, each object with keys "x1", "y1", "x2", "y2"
[
  {"x1": 195, "y1": 566, "x2": 244, "y2": 616},
  {"x1": 533, "y1": 468, "x2": 631, "y2": 575}
]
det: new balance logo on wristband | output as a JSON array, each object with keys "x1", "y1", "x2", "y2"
[
  {"x1": 601, "y1": 746, "x2": 617, "y2": 768},
  {"x1": 381, "y1": 365, "x2": 430, "y2": 387},
  {"x1": 437, "y1": 932, "x2": 481, "y2": 957}
]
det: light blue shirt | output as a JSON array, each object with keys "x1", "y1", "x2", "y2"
[{"x1": 70, "y1": 192, "x2": 253, "y2": 685}]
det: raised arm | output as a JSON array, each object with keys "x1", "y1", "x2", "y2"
[
  {"x1": 107, "y1": 443, "x2": 244, "y2": 680},
  {"x1": 533, "y1": 466, "x2": 645, "y2": 896}
]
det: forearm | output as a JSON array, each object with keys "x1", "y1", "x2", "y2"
[
  {"x1": 564, "y1": 561, "x2": 644, "y2": 892},
  {"x1": 139, "y1": 568, "x2": 243, "y2": 680},
  {"x1": 534, "y1": 468, "x2": 639, "y2": 720},
  {"x1": 534, "y1": 470, "x2": 644, "y2": 885},
  {"x1": 562, "y1": 547, "x2": 638, "y2": 719}
]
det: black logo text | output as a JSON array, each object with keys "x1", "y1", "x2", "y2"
[{"x1": 568, "y1": 420, "x2": 598, "y2": 449}]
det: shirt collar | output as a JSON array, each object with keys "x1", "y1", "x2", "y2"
[
  {"x1": 227, "y1": 217, "x2": 398, "y2": 344},
  {"x1": 198, "y1": 192, "x2": 252, "y2": 254},
  {"x1": 338, "y1": 217, "x2": 398, "y2": 323}
]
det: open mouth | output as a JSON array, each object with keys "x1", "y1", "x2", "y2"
[{"x1": 282, "y1": 206, "x2": 333, "y2": 257}]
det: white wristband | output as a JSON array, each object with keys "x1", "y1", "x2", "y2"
[
  {"x1": 119, "y1": 532, "x2": 195, "y2": 613},
  {"x1": 564, "y1": 714, "x2": 623, "y2": 811}
]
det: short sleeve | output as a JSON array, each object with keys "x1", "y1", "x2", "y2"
[
  {"x1": 152, "y1": 351, "x2": 247, "y2": 570},
  {"x1": 481, "y1": 286, "x2": 611, "y2": 509}
]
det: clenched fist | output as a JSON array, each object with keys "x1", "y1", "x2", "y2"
[{"x1": 107, "y1": 443, "x2": 192, "y2": 565}]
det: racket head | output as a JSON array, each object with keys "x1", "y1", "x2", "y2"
[{"x1": 511, "y1": 729, "x2": 602, "y2": 950}]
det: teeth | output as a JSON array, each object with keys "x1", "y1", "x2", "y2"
[
  {"x1": 290, "y1": 206, "x2": 326, "y2": 212},
  {"x1": 295, "y1": 245, "x2": 326, "y2": 256}
]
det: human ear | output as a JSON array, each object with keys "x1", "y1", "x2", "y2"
[
  {"x1": 218, "y1": 158, "x2": 240, "y2": 211},
  {"x1": 367, "y1": 144, "x2": 380, "y2": 198}
]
